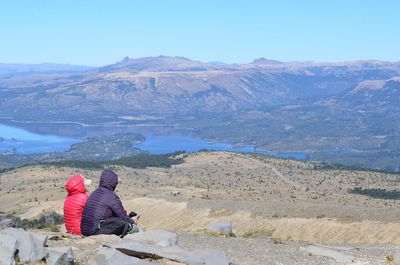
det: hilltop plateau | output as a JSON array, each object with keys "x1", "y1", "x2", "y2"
[{"x1": 1, "y1": 151, "x2": 400, "y2": 263}]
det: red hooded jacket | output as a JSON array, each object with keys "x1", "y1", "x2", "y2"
[{"x1": 64, "y1": 175, "x2": 88, "y2": 235}]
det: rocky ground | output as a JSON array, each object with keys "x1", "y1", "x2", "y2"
[
  {"x1": 1, "y1": 151, "x2": 400, "y2": 264},
  {"x1": 1, "y1": 223, "x2": 399, "y2": 265},
  {"x1": 177, "y1": 232, "x2": 400, "y2": 265}
]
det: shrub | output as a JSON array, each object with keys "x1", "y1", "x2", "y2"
[
  {"x1": 349, "y1": 187, "x2": 400, "y2": 200},
  {"x1": 6, "y1": 212, "x2": 64, "y2": 230},
  {"x1": 44, "y1": 151, "x2": 185, "y2": 169}
]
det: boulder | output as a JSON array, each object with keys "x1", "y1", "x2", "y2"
[
  {"x1": 206, "y1": 219, "x2": 233, "y2": 235},
  {"x1": 304, "y1": 245, "x2": 354, "y2": 263},
  {"x1": 124, "y1": 230, "x2": 178, "y2": 247},
  {"x1": 88, "y1": 247, "x2": 153, "y2": 265},
  {"x1": 36, "y1": 233, "x2": 49, "y2": 247},
  {"x1": 0, "y1": 234, "x2": 17, "y2": 265},
  {"x1": 104, "y1": 240, "x2": 230, "y2": 265},
  {"x1": 0, "y1": 228, "x2": 47, "y2": 262},
  {"x1": 105, "y1": 241, "x2": 203, "y2": 264},
  {"x1": 0, "y1": 219, "x2": 14, "y2": 230},
  {"x1": 46, "y1": 247, "x2": 74, "y2": 265}
]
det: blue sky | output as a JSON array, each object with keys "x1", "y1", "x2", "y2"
[{"x1": 0, "y1": 0, "x2": 399, "y2": 66}]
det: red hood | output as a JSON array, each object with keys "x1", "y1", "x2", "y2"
[{"x1": 65, "y1": 175, "x2": 86, "y2": 195}]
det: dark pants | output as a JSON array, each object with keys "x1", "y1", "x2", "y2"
[{"x1": 90, "y1": 217, "x2": 131, "y2": 238}]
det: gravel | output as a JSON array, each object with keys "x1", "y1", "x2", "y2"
[{"x1": 177, "y1": 232, "x2": 395, "y2": 265}]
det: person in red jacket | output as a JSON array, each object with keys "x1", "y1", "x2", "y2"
[{"x1": 63, "y1": 175, "x2": 89, "y2": 235}]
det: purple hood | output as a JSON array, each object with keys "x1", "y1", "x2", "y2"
[{"x1": 99, "y1": 170, "x2": 118, "y2": 191}]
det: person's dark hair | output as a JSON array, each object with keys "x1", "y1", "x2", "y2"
[{"x1": 128, "y1": 211, "x2": 137, "y2": 218}]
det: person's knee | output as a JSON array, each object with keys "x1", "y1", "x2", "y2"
[{"x1": 128, "y1": 223, "x2": 139, "y2": 234}]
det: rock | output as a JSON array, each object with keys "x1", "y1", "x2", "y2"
[
  {"x1": 0, "y1": 219, "x2": 14, "y2": 230},
  {"x1": 170, "y1": 191, "x2": 181, "y2": 196},
  {"x1": 0, "y1": 234, "x2": 17, "y2": 265},
  {"x1": 304, "y1": 245, "x2": 354, "y2": 263},
  {"x1": 124, "y1": 230, "x2": 178, "y2": 247},
  {"x1": 206, "y1": 219, "x2": 233, "y2": 235},
  {"x1": 46, "y1": 247, "x2": 74, "y2": 265},
  {"x1": 59, "y1": 224, "x2": 67, "y2": 234},
  {"x1": 105, "y1": 241, "x2": 219, "y2": 265},
  {"x1": 159, "y1": 259, "x2": 185, "y2": 265},
  {"x1": 36, "y1": 233, "x2": 49, "y2": 247},
  {"x1": 0, "y1": 228, "x2": 47, "y2": 262},
  {"x1": 88, "y1": 247, "x2": 153, "y2": 265},
  {"x1": 392, "y1": 249, "x2": 400, "y2": 264},
  {"x1": 53, "y1": 225, "x2": 80, "y2": 240}
]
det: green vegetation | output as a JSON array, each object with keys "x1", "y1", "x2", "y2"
[
  {"x1": 349, "y1": 187, "x2": 400, "y2": 200},
  {"x1": 110, "y1": 151, "x2": 185, "y2": 168},
  {"x1": 43, "y1": 151, "x2": 186, "y2": 169},
  {"x1": 310, "y1": 150, "x2": 400, "y2": 173},
  {"x1": 67, "y1": 133, "x2": 145, "y2": 160},
  {"x1": 312, "y1": 162, "x2": 400, "y2": 175},
  {"x1": 0, "y1": 167, "x2": 16, "y2": 173}
]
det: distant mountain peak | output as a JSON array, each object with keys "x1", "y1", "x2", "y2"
[
  {"x1": 101, "y1": 55, "x2": 217, "y2": 72},
  {"x1": 251, "y1": 57, "x2": 284, "y2": 65}
]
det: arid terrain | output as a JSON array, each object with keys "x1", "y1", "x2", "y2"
[{"x1": 1, "y1": 151, "x2": 400, "y2": 264}]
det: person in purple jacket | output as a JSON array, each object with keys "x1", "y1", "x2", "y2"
[{"x1": 80, "y1": 170, "x2": 139, "y2": 237}]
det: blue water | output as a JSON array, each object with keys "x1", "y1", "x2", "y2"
[
  {"x1": 134, "y1": 135, "x2": 307, "y2": 160},
  {"x1": 258, "y1": 150, "x2": 307, "y2": 160},
  {"x1": 0, "y1": 124, "x2": 80, "y2": 154},
  {"x1": 0, "y1": 123, "x2": 307, "y2": 160}
]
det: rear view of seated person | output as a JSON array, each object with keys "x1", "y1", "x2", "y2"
[
  {"x1": 80, "y1": 170, "x2": 139, "y2": 237},
  {"x1": 63, "y1": 174, "x2": 90, "y2": 235}
]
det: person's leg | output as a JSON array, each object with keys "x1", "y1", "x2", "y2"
[
  {"x1": 127, "y1": 223, "x2": 139, "y2": 234},
  {"x1": 94, "y1": 217, "x2": 130, "y2": 237}
]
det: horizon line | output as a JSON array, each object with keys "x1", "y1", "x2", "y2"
[{"x1": 1, "y1": 55, "x2": 399, "y2": 68}]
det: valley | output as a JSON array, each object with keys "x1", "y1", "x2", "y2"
[{"x1": 1, "y1": 56, "x2": 399, "y2": 171}]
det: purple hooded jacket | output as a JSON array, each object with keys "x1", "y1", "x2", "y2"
[{"x1": 80, "y1": 170, "x2": 133, "y2": 236}]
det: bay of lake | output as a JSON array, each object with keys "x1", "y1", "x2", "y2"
[
  {"x1": 0, "y1": 123, "x2": 307, "y2": 159},
  {"x1": 133, "y1": 135, "x2": 307, "y2": 160},
  {"x1": 0, "y1": 123, "x2": 80, "y2": 154}
]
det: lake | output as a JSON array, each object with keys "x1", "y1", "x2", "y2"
[
  {"x1": 134, "y1": 135, "x2": 307, "y2": 160},
  {"x1": 0, "y1": 124, "x2": 80, "y2": 154},
  {"x1": 0, "y1": 123, "x2": 307, "y2": 159}
]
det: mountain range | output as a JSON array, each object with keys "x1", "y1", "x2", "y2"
[
  {"x1": 0, "y1": 56, "x2": 399, "y2": 170},
  {"x1": 0, "y1": 63, "x2": 93, "y2": 75}
]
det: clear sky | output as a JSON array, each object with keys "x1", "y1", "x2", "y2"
[{"x1": 0, "y1": 0, "x2": 399, "y2": 66}]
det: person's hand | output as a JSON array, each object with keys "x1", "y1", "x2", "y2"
[{"x1": 131, "y1": 215, "x2": 140, "y2": 224}]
